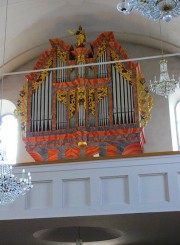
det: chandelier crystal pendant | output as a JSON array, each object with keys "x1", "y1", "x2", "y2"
[
  {"x1": 117, "y1": 0, "x2": 180, "y2": 22},
  {"x1": 149, "y1": 58, "x2": 179, "y2": 98},
  {"x1": 0, "y1": 147, "x2": 33, "y2": 205}
]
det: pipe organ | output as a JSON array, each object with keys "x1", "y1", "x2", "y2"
[{"x1": 16, "y1": 27, "x2": 152, "y2": 161}]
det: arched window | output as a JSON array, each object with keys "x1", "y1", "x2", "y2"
[
  {"x1": 0, "y1": 100, "x2": 18, "y2": 164},
  {"x1": 175, "y1": 101, "x2": 180, "y2": 150}
]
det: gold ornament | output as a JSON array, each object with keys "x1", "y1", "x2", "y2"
[
  {"x1": 57, "y1": 47, "x2": 67, "y2": 62},
  {"x1": 32, "y1": 57, "x2": 53, "y2": 91},
  {"x1": 96, "y1": 41, "x2": 106, "y2": 60},
  {"x1": 88, "y1": 87, "x2": 108, "y2": 115},
  {"x1": 77, "y1": 54, "x2": 85, "y2": 63},
  {"x1": 137, "y1": 72, "x2": 153, "y2": 127},
  {"x1": 77, "y1": 87, "x2": 86, "y2": 109},
  {"x1": 69, "y1": 89, "x2": 76, "y2": 118},
  {"x1": 14, "y1": 84, "x2": 27, "y2": 136},
  {"x1": 97, "y1": 87, "x2": 108, "y2": 102},
  {"x1": 56, "y1": 90, "x2": 67, "y2": 104},
  {"x1": 111, "y1": 50, "x2": 132, "y2": 82},
  {"x1": 88, "y1": 88, "x2": 96, "y2": 115}
]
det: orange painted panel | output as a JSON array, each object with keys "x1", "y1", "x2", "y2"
[
  {"x1": 106, "y1": 145, "x2": 117, "y2": 156},
  {"x1": 122, "y1": 142, "x2": 143, "y2": 155},
  {"x1": 48, "y1": 149, "x2": 58, "y2": 161},
  {"x1": 28, "y1": 151, "x2": 44, "y2": 162},
  {"x1": 65, "y1": 148, "x2": 80, "y2": 158},
  {"x1": 85, "y1": 146, "x2": 99, "y2": 156}
]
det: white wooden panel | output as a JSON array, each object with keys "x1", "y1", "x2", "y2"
[
  {"x1": 62, "y1": 178, "x2": 90, "y2": 208},
  {"x1": 138, "y1": 173, "x2": 169, "y2": 203},
  {"x1": 100, "y1": 176, "x2": 129, "y2": 205},
  {"x1": 26, "y1": 180, "x2": 53, "y2": 209}
]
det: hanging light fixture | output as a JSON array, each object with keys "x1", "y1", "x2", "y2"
[
  {"x1": 117, "y1": 0, "x2": 180, "y2": 22},
  {"x1": 149, "y1": 59, "x2": 179, "y2": 98},
  {"x1": 0, "y1": 147, "x2": 33, "y2": 205},
  {"x1": 149, "y1": 21, "x2": 179, "y2": 98},
  {"x1": 0, "y1": 0, "x2": 33, "y2": 205}
]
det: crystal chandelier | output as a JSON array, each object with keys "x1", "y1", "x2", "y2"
[
  {"x1": 0, "y1": 147, "x2": 33, "y2": 205},
  {"x1": 149, "y1": 20, "x2": 179, "y2": 98},
  {"x1": 117, "y1": 0, "x2": 180, "y2": 22},
  {"x1": 149, "y1": 58, "x2": 179, "y2": 98}
]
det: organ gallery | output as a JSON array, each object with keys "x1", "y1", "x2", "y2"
[{"x1": 16, "y1": 26, "x2": 153, "y2": 161}]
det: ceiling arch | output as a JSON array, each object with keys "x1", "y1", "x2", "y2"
[{"x1": 0, "y1": 0, "x2": 180, "y2": 73}]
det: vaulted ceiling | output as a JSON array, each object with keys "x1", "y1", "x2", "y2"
[{"x1": 0, "y1": 0, "x2": 180, "y2": 74}]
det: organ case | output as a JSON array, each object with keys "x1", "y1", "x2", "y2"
[{"x1": 16, "y1": 29, "x2": 152, "y2": 161}]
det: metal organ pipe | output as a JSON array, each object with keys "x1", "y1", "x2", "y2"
[
  {"x1": 112, "y1": 65, "x2": 135, "y2": 125},
  {"x1": 57, "y1": 58, "x2": 67, "y2": 82},
  {"x1": 79, "y1": 104, "x2": 82, "y2": 126},
  {"x1": 105, "y1": 96, "x2": 109, "y2": 126},
  {"x1": 56, "y1": 58, "x2": 67, "y2": 130},
  {"x1": 48, "y1": 72, "x2": 52, "y2": 130},
  {"x1": 98, "y1": 99, "x2": 102, "y2": 126},
  {"x1": 103, "y1": 51, "x2": 108, "y2": 78},
  {"x1": 78, "y1": 62, "x2": 85, "y2": 78},
  {"x1": 112, "y1": 65, "x2": 117, "y2": 125},
  {"x1": 98, "y1": 95, "x2": 109, "y2": 126},
  {"x1": 78, "y1": 104, "x2": 86, "y2": 127},
  {"x1": 130, "y1": 84, "x2": 135, "y2": 123},
  {"x1": 56, "y1": 100, "x2": 66, "y2": 129},
  {"x1": 97, "y1": 50, "x2": 109, "y2": 126},
  {"x1": 98, "y1": 52, "x2": 107, "y2": 78},
  {"x1": 30, "y1": 71, "x2": 52, "y2": 132}
]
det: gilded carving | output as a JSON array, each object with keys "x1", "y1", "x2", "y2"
[
  {"x1": 32, "y1": 57, "x2": 53, "y2": 91},
  {"x1": 69, "y1": 89, "x2": 76, "y2": 118},
  {"x1": 97, "y1": 41, "x2": 106, "y2": 60},
  {"x1": 89, "y1": 88, "x2": 95, "y2": 115},
  {"x1": 57, "y1": 47, "x2": 67, "y2": 62},
  {"x1": 111, "y1": 50, "x2": 132, "y2": 82},
  {"x1": 97, "y1": 87, "x2": 108, "y2": 102},
  {"x1": 88, "y1": 87, "x2": 108, "y2": 115},
  {"x1": 14, "y1": 84, "x2": 27, "y2": 136},
  {"x1": 77, "y1": 87, "x2": 86, "y2": 109},
  {"x1": 137, "y1": 72, "x2": 153, "y2": 127},
  {"x1": 77, "y1": 54, "x2": 85, "y2": 63},
  {"x1": 56, "y1": 90, "x2": 67, "y2": 104}
]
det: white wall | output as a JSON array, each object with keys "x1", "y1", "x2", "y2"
[{"x1": 3, "y1": 43, "x2": 180, "y2": 163}]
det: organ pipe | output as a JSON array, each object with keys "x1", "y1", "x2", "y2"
[
  {"x1": 112, "y1": 65, "x2": 135, "y2": 125},
  {"x1": 30, "y1": 72, "x2": 52, "y2": 132}
]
